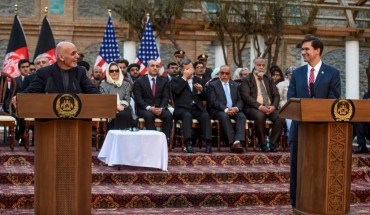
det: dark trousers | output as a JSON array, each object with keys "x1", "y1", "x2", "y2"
[
  {"x1": 137, "y1": 108, "x2": 173, "y2": 139},
  {"x1": 173, "y1": 106, "x2": 212, "y2": 143},
  {"x1": 245, "y1": 108, "x2": 284, "y2": 147},
  {"x1": 214, "y1": 111, "x2": 246, "y2": 144},
  {"x1": 110, "y1": 108, "x2": 134, "y2": 130},
  {"x1": 354, "y1": 122, "x2": 370, "y2": 149},
  {"x1": 289, "y1": 140, "x2": 298, "y2": 208}
]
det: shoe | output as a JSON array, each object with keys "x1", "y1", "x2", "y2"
[
  {"x1": 230, "y1": 141, "x2": 244, "y2": 153},
  {"x1": 353, "y1": 147, "x2": 369, "y2": 154},
  {"x1": 261, "y1": 145, "x2": 270, "y2": 152},
  {"x1": 270, "y1": 145, "x2": 278, "y2": 152},
  {"x1": 18, "y1": 138, "x2": 25, "y2": 146},
  {"x1": 184, "y1": 145, "x2": 195, "y2": 153}
]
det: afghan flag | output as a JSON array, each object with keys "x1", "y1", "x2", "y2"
[
  {"x1": 2, "y1": 15, "x2": 29, "y2": 78},
  {"x1": 33, "y1": 16, "x2": 56, "y2": 64}
]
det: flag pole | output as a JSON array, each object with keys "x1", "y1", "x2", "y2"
[
  {"x1": 14, "y1": 4, "x2": 18, "y2": 15},
  {"x1": 44, "y1": 7, "x2": 48, "y2": 16}
]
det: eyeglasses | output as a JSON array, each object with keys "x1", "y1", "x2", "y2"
[
  {"x1": 150, "y1": 64, "x2": 160, "y2": 68},
  {"x1": 220, "y1": 72, "x2": 230, "y2": 75},
  {"x1": 109, "y1": 69, "x2": 119, "y2": 73},
  {"x1": 130, "y1": 68, "x2": 139, "y2": 71}
]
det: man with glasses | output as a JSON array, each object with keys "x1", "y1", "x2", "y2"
[
  {"x1": 127, "y1": 63, "x2": 141, "y2": 82},
  {"x1": 240, "y1": 57, "x2": 284, "y2": 153},
  {"x1": 171, "y1": 58, "x2": 212, "y2": 153},
  {"x1": 207, "y1": 65, "x2": 246, "y2": 153},
  {"x1": 133, "y1": 60, "x2": 173, "y2": 141}
]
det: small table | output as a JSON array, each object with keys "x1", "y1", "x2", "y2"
[{"x1": 98, "y1": 130, "x2": 168, "y2": 171}]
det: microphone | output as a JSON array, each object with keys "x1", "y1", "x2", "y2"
[
  {"x1": 45, "y1": 77, "x2": 53, "y2": 93},
  {"x1": 309, "y1": 83, "x2": 315, "y2": 98}
]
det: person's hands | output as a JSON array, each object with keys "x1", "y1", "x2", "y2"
[
  {"x1": 227, "y1": 107, "x2": 238, "y2": 116},
  {"x1": 150, "y1": 107, "x2": 162, "y2": 116},
  {"x1": 117, "y1": 104, "x2": 125, "y2": 112},
  {"x1": 193, "y1": 83, "x2": 202, "y2": 92},
  {"x1": 11, "y1": 96, "x2": 17, "y2": 109},
  {"x1": 183, "y1": 68, "x2": 193, "y2": 79},
  {"x1": 265, "y1": 106, "x2": 276, "y2": 115}
]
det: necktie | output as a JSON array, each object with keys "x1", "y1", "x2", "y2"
[
  {"x1": 308, "y1": 68, "x2": 315, "y2": 95},
  {"x1": 258, "y1": 78, "x2": 270, "y2": 106},
  {"x1": 151, "y1": 78, "x2": 156, "y2": 96},
  {"x1": 224, "y1": 83, "x2": 232, "y2": 108}
]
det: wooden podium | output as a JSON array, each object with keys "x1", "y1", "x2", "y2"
[
  {"x1": 280, "y1": 98, "x2": 370, "y2": 215},
  {"x1": 17, "y1": 94, "x2": 116, "y2": 215}
]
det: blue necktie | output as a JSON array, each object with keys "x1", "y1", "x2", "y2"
[{"x1": 224, "y1": 83, "x2": 232, "y2": 108}]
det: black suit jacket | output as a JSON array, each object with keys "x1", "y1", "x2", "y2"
[
  {"x1": 23, "y1": 63, "x2": 100, "y2": 94},
  {"x1": 10, "y1": 76, "x2": 23, "y2": 95},
  {"x1": 170, "y1": 76, "x2": 206, "y2": 111},
  {"x1": 207, "y1": 79, "x2": 243, "y2": 118},
  {"x1": 239, "y1": 74, "x2": 280, "y2": 111},
  {"x1": 133, "y1": 74, "x2": 170, "y2": 110}
]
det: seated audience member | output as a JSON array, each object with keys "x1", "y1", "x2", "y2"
[
  {"x1": 171, "y1": 58, "x2": 212, "y2": 153},
  {"x1": 207, "y1": 65, "x2": 246, "y2": 153},
  {"x1": 166, "y1": 62, "x2": 179, "y2": 80},
  {"x1": 240, "y1": 57, "x2": 284, "y2": 152},
  {"x1": 29, "y1": 62, "x2": 36, "y2": 74},
  {"x1": 276, "y1": 66, "x2": 297, "y2": 109},
  {"x1": 270, "y1": 65, "x2": 284, "y2": 85},
  {"x1": 21, "y1": 55, "x2": 51, "y2": 92},
  {"x1": 133, "y1": 60, "x2": 173, "y2": 141},
  {"x1": 115, "y1": 58, "x2": 132, "y2": 82},
  {"x1": 233, "y1": 68, "x2": 250, "y2": 81},
  {"x1": 197, "y1": 54, "x2": 213, "y2": 81},
  {"x1": 127, "y1": 63, "x2": 140, "y2": 82},
  {"x1": 100, "y1": 62, "x2": 133, "y2": 130},
  {"x1": 193, "y1": 61, "x2": 205, "y2": 79},
  {"x1": 91, "y1": 66, "x2": 103, "y2": 88},
  {"x1": 353, "y1": 69, "x2": 370, "y2": 154},
  {"x1": 276, "y1": 66, "x2": 297, "y2": 140},
  {"x1": 11, "y1": 59, "x2": 30, "y2": 145}
]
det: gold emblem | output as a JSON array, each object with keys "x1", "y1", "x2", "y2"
[
  {"x1": 331, "y1": 99, "x2": 355, "y2": 122},
  {"x1": 53, "y1": 94, "x2": 82, "y2": 118}
]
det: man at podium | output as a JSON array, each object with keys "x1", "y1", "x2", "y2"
[
  {"x1": 287, "y1": 35, "x2": 341, "y2": 208},
  {"x1": 23, "y1": 41, "x2": 100, "y2": 94}
]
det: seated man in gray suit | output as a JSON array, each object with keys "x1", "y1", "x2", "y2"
[{"x1": 207, "y1": 65, "x2": 246, "y2": 153}]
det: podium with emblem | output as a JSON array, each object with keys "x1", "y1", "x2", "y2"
[
  {"x1": 17, "y1": 94, "x2": 116, "y2": 215},
  {"x1": 280, "y1": 98, "x2": 370, "y2": 215}
]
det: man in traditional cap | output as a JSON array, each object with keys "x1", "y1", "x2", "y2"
[
  {"x1": 197, "y1": 54, "x2": 213, "y2": 81},
  {"x1": 174, "y1": 50, "x2": 186, "y2": 66}
]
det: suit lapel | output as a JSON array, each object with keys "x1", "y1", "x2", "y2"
[
  {"x1": 229, "y1": 81, "x2": 237, "y2": 104},
  {"x1": 315, "y1": 63, "x2": 326, "y2": 88},
  {"x1": 144, "y1": 75, "x2": 153, "y2": 97},
  {"x1": 51, "y1": 64, "x2": 64, "y2": 93}
]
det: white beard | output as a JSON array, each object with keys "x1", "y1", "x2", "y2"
[{"x1": 254, "y1": 70, "x2": 265, "y2": 77}]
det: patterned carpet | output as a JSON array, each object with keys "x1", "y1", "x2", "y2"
[{"x1": 0, "y1": 145, "x2": 369, "y2": 214}]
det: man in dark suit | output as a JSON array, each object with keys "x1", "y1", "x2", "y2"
[
  {"x1": 133, "y1": 60, "x2": 173, "y2": 140},
  {"x1": 287, "y1": 35, "x2": 341, "y2": 208},
  {"x1": 353, "y1": 67, "x2": 370, "y2": 154},
  {"x1": 171, "y1": 58, "x2": 212, "y2": 153},
  {"x1": 22, "y1": 41, "x2": 99, "y2": 94},
  {"x1": 240, "y1": 57, "x2": 284, "y2": 153},
  {"x1": 10, "y1": 59, "x2": 30, "y2": 145},
  {"x1": 207, "y1": 65, "x2": 246, "y2": 153}
]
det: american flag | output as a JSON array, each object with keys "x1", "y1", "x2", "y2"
[
  {"x1": 135, "y1": 16, "x2": 164, "y2": 76},
  {"x1": 94, "y1": 14, "x2": 120, "y2": 73}
]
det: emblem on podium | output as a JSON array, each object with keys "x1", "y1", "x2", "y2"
[
  {"x1": 331, "y1": 99, "x2": 355, "y2": 122},
  {"x1": 53, "y1": 94, "x2": 82, "y2": 118}
]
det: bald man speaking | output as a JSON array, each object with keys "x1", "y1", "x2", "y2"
[{"x1": 24, "y1": 41, "x2": 99, "y2": 94}]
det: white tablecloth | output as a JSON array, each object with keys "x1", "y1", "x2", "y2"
[{"x1": 98, "y1": 130, "x2": 168, "y2": 171}]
